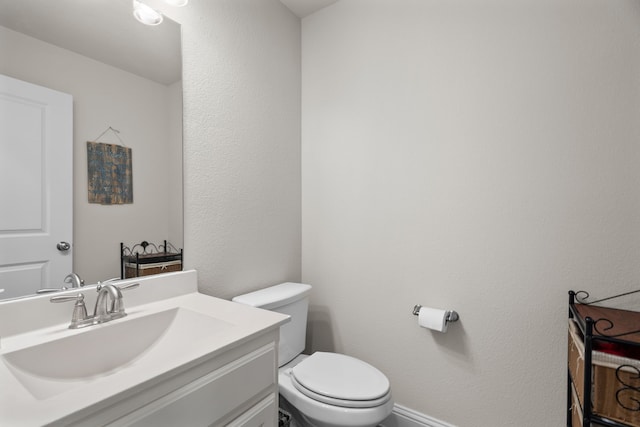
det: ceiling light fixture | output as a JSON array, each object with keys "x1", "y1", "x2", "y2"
[
  {"x1": 133, "y1": 0, "x2": 163, "y2": 26},
  {"x1": 133, "y1": 0, "x2": 189, "y2": 26}
]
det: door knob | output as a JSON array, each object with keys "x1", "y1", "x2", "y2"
[{"x1": 57, "y1": 241, "x2": 71, "y2": 251}]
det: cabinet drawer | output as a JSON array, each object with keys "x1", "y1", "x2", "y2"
[
  {"x1": 111, "y1": 344, "x2": 276, "y2": 426},
  {"x1": 226, "y1": 394, "x2": 277, "y2": 427}
]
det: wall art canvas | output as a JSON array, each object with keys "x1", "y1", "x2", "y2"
[{"x1": 87, "y1": 141, "x2": 133, "y2": 204}]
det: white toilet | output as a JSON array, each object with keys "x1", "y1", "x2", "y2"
[{"x1": 233, "y1": 283, "x2": 393, "y2": 427}]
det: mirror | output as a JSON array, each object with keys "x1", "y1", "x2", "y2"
[{"x1": 0, "y1": 0, "x2": 183, "y2": 299}]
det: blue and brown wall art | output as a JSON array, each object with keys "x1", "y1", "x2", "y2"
[{"x1": 87, "y1": 141, "x2": 133, "y2": 205}]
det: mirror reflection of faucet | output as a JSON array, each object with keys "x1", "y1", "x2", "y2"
[
  {"x1": 50, "y1": 283, "x2": 140, "y2": 329},
  {"x1": 97, "y1": 277, "x2": 121, "y2": 284},
  {"x1": 36, "y1": 273, "x2": 85, "y2": 294},
  {"x1": 64, "y1": 273, "x2": 84, "y2": 288}
]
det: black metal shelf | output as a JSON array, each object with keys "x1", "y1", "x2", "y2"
[
  {"x1": 120, "y1": 240, "x2": 183, "y2": 279},
  {"x1": 567, "y1": 290, "x2": 640, "y2": 427}
]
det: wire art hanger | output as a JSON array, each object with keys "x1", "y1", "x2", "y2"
[{"x1": 93, "y1": 126, "x2": 127, "y2": 146}]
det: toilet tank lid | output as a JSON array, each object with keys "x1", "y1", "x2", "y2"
[{"x1": 232, "y1": 282, "x2": 311, "y2": 310}]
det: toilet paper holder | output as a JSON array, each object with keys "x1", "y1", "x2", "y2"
[{"x1": 412, "y1": 304, "x2": 459, "y2": 323}]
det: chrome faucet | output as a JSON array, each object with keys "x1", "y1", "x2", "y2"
[
  {"x1": 64, "y1": 273, "x2": 84, "y2": 288},
  {"x1": 51, "y1": 282, "x2": 139, "y2": 329},
  {"x1": 94, "y1": 284, "x2": 123, "y2": 322}
]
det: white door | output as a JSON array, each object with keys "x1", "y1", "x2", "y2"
[{"x1": 0, "y1": 74, "x2": 73, "y2": 298}]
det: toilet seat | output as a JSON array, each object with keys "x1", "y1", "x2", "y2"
[{"x1": 290, "y1": 352, "x2": 391, "y2": 409}]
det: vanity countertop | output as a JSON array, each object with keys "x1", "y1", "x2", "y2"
[{"x1": 0, "y1": 270, "x2": 288, "y2": 426}]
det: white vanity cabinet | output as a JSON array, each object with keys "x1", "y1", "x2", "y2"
[
  {"x1": 75, "y1": 332, "x2": 281, "y2": 427},
  {"x1": 0, "y1": 271, "x2": 289, "y2": 427},
  {"x1": 226, "y1": 394, "x2": 278, "y2": 427}
]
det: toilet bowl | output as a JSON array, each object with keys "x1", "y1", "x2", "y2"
[
  {"x1": 279, "y1": 354, "x2": 394, "y2": 427},
  {"x1": 232, "y1": 283, "x2": 393, "y2": 427}
]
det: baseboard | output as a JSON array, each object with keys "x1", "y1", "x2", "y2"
[{"x1": 380, "y1": 404, "x2": 456, "y2": 427}]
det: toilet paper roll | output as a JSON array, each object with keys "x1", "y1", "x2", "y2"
[{"x1": 418, "y1": 307, "x2": 448, "y2": 333}]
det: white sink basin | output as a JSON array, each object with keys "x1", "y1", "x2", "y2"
[{"x1": 2, "y1": 307, "x2": 233, "y2": 399}]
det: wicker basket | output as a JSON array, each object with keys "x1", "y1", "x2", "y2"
[
  {"x1": 568, "y1": 319, "x2": 640, "y2": 426},
  {"x1": 570, "y1": 381, "x2": 583, "y2": 427},
  {"x1": 124, "y1": 260, "x2": 182, "y2": 278}
]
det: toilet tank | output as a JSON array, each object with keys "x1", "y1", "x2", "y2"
[{"x1": 232, "y1": 282, "x2": 312, "y2": 366}]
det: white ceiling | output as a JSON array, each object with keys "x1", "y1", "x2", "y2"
[
  {"x1": 0, "y1": 0, "x2": 338, "y2": 85},
  {"x1": 280, "y1": 0, "x2": 340, "y2": 18},
  {"x1": 0, "y1": 0, "x2": 181, "y2": 85}
]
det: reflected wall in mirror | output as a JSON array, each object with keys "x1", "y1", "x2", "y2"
[{"x1": 0, "y1": 0, "x2": 183, "y2": 299}]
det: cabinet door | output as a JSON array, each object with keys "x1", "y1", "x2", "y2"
[
  {"x1": 109, "y1": 344, "x2": 276, "y2": 426},
  {"x1": 226, "y1": 394, "x2": 277, "y2": 427}
]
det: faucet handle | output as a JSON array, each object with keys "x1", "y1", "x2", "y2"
[
  {"x1": 37, "y1": 287, "x2": 68, "y2": 294},
  {"x1": 117, "y1": 282, "x2": 140, "y2": 292},
  {"x1": 50, "y1": 293, "x2": 84, "y2": 303},
  {"x1": 50, "y1": 293, "x2": 89, "y2": 329}
]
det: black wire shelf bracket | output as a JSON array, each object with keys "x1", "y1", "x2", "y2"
[
  {"x1": 615, "y1": 365, "x2": 640, "y2": 413},
  {"x1": 574, "y1": 289, "x2": 640, "y2": 306},
  {"x1": 121, "y1": 240, "x2": 181, "y2": 257},
  {"x1": 571, "y1": 289, "x2": 640, "y2": 339}
]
